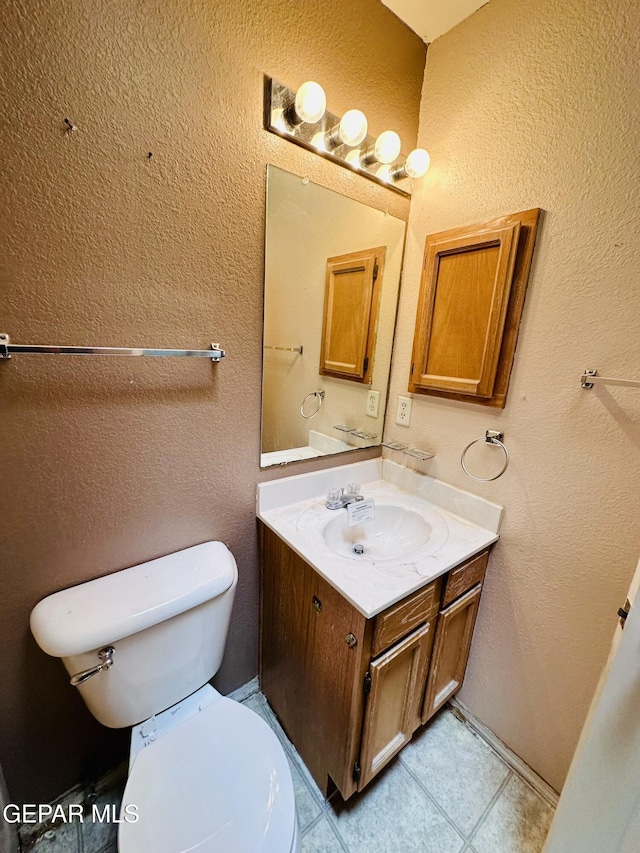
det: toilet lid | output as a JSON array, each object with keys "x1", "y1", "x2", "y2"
[{"x1": 119, "y1": 696, "x2": 296, "y2": 853}]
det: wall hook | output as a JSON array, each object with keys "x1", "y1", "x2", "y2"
[{"x1": 64, "y1": 118, "x2": 77, "y2": 132}]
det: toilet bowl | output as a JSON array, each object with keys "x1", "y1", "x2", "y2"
[{"x1": 30, "y1": 541, "x2": 299, "y2": 853}]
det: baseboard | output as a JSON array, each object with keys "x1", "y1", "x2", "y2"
[
  {"x1": 448, "y1": 698, "x2": 559, "y2": 809},
  {"x1": 227, "y1": 675, "x2": 260, "y2": 703}
]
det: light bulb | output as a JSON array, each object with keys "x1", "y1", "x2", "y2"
[
  {"x1": 311, "y1": 130, "x2": 327, "y2": 151},
  {"x1": 338, "y1": 110, "x2": 368, "y2": 146},
  {"x1": 325, "y1": 109, "x2": 368, "y2": 150},
  {"x1": 271, "y1": 108, "x2": 288, "y2": 133},
  {"x1": 346, "y1": 149, "x2": 362, "y2": 168},
  {"x1": 376, "y1": 164, "x2": 392, "y2": 183},
  {"x1": 294, "y1": 81, "x2": 326, "y2": 124},
  {"x1": 391, "y1": 148, "x2": 431, "y2": 182},
  {"x1": 404, "y1": 148, "x2": 430, "y2": 178},
  {"x1": 374, "y1": 131, "x2": 401, "y2": 164},
  {"x1": 361, "y1": 130, "x2": 401, "y2": 166}
]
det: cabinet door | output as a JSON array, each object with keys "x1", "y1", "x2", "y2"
[
  {"x1": 422, "y1": 584, "x2": 482, "y2": 724},
  {"x1": 319, "y1": 247, "x2": 385, "y2": 383},
  {"x1": 359, "y1": 621, "x2": 435, "y2": 789},
  {"x1": 409, "y1": 223, "x2": 520, "y2": 399}
]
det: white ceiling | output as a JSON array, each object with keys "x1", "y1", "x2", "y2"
[{"x1": 382, "y1": 0, "x2": 488, "y2": 43}]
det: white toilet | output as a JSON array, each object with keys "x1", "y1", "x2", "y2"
[{"x1": 30, "y1": 541, "x2": 299, "y2": 853}]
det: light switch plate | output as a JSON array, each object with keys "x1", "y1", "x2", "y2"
[
  {"x1": 395, "y1": 395, "x2": 412, "y2": 427},
  {"x1": 366, "y1": 390, "x2": 380, "y2": 418}
]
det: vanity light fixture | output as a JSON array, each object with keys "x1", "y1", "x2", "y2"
[{"x1": 265, "y1": 77, "x2": 428, "y2": 197}]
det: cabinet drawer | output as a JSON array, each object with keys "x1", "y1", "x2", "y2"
[
  {"x1": 442, "y1": 550, "x2": 489, "y2": 608},
  {"x1": 372, "y1": 577, "x2": 442, "y2": 657}
]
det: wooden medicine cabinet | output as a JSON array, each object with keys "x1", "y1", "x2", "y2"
[
  {"x1": 319, "y1": 246, "x2": 385, "y2": 384},
  {"x1": 409, "y1": 209, "x2": 540, "y2": 407}
]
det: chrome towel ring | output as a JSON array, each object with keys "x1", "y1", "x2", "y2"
[
  {"x1": 461, "y1": 430, "x2": 509, "y2": 482},
  {"x1": 300, "y1": 390, "x2": 325, "y2": 419}
]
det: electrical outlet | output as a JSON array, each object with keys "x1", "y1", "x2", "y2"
[
  {"x1": 366, "y1": 390, "x2": 380, "y2": 418},
  {"x1": 395, "y1": 395, "x2": 412, "y2": 426}
]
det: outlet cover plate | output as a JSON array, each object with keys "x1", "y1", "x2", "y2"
[
  {"x1": 395, "y1": 395, "x2": 412, "y2": 427},
  {"x1": 366, "y1": 390, "x2": 380, "y2": 418}
]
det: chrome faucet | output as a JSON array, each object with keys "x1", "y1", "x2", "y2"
[{"x1": 325, "y1": 484, "x2": 365, "y2": 510}]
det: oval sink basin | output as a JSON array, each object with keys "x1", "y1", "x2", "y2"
[{"x1": 322, "y1": 504, "x2": 431, "y2": 561}]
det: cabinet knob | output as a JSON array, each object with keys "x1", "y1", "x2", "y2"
[{"x1": 312, "y1": 596, "x2": 322, "y2": 612}]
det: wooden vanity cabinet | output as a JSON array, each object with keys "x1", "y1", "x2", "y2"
[{"x1": 259, "y1": 522, "x2": 490, "y2": 800}]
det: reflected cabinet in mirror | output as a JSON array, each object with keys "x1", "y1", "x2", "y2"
[{"x1": 261, "y1": 166, "x2": 405, "y2": 467}]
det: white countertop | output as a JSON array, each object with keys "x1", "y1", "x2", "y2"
[{"x1": 257, "y1": 459, "x2": 503, "y2": 619}]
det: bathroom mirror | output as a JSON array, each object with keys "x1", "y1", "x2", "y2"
[{"x1": 261, "y1": 165, "x2": 405, "y2": 467}]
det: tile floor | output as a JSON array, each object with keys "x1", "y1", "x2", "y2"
[
  {"x1": 23, "y1": 690, "x2": 555, "y2": 853},
  {"x1": 246, "y1": 693, "x2": 555, "y2": 853}
]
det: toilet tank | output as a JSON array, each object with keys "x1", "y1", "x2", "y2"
[{"x1": 30, "y1": 542, "x2": 237, "y2": 728}]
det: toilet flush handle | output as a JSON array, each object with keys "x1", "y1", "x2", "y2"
[{"x1": 69, "y1": 647, "x2": 115, "y2": 687}]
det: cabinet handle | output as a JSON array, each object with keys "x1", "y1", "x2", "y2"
[
  {"x1": 345, "y1": 633, "x2": 358, "y2": 648},
  {"x1": 312, "y1": 596, "x2": 322, "y2": 612}
]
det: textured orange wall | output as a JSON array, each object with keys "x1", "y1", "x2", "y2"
[
  {"x1": 384, "y1": 0, "x2": 640, "y2": 792},
  {"x1": 0, "y1": 0, "x2": 425, "y2": 804}
]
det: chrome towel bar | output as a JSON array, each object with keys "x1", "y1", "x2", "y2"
[
  {"x1": 264, "y1": 345, "x2": 303, "y2": 355},
  {"x1": 581, "y1": 369, "x2": 640, "y2": 389},
  {"x1": 0, "y1": 333, "x2": 225, "y2": 362}
]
